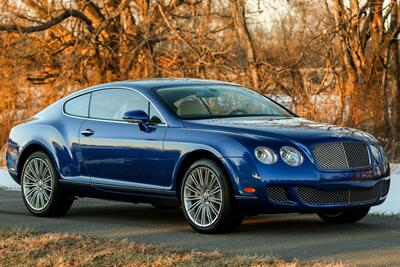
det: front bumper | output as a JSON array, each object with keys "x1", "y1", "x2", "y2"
[
  {"x1": 223, "y1": 156, "x2": 391, "y2": 214},
  {"x1": 235, "y1": 177, "x2": 390, "y2": 214}
]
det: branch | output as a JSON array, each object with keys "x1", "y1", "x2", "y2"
[
  {"x1": 87, "y1": 1, "x2": 105, "y2": 20},
  {"x1": 157, "y1": 3, "x2": 201, "y2": 59},
  {"x1": 0, "y1": 10, "x2": 94, "y2": 33},
  {"x1": 92, "y1": 0, "x2": 130, "y2": 40}
]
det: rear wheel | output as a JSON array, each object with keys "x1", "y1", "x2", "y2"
[
  {"x1": 317, "y1": 207, "x2": 370, "y2": 223},
  {"x1": 180, "y1": 159, "x2": 244, "y2": 234},
  {"x1": 21, "y1": 151, "x2": 74, "y2": 217}
]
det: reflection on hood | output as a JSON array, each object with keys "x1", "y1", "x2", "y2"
[{"x1": 206, "y1": 117, "x2": 378, "y2": 143}]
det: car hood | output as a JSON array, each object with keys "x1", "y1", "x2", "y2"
[{"x1": 183, "y1": 117, "x2": 378, "y2": 144}]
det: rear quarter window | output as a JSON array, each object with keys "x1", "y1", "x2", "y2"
[{"x1": 64, "y1": 93, "x2": 91, "y2": 117}]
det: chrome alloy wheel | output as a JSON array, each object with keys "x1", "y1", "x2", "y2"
[
  {"x1": 22, "y1": 158, "x2": 54, "y2": 211},
  {"x1": 183, "y1": 167, "x2": 223, "y2": 227}
]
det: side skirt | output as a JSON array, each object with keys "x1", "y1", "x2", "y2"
[{"x1": 59, "y1": 180, "x2": 179, "y2": 205}]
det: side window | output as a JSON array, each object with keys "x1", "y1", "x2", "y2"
[
  {"x1": 90, "y1": 89, "x2": 149, "y2": 121},
  {"x1": 64, "y1": 93, "x2": 91, "y2": 117}
]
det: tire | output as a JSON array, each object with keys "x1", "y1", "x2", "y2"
[
  {"x1": 180, "y1": 159, "x2": 244, "y2": 234},
  {"x1": 21, "y1": 151, "x2": 74, "y2": 217},
  {"x1": 317, "y1": 207, "x2": 370, "y2": 223}
]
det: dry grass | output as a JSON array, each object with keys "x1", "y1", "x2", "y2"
[{"x1": 0, "y1": 228, "x2": 343, "y2": 267}]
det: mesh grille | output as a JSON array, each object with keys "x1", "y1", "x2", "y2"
[
  {"x1": 350, "y1": 185, "x2": 381, "y2": 203},
  {"x1": 297, "y1": 184, "x2": 381, "y2": 205},
  {"x1": 266, "y1": 186, "x2": 289, "y2": 203},
  {"x1": 343, "y1": 142, "x2": 371, "y2": 168},
  {"x1": 312, "y1": 142, "x2": 370, "y2": 169}
]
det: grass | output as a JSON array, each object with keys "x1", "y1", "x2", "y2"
[{"x1": 0, "y1": 227, "x2": 344, "y2": 267}]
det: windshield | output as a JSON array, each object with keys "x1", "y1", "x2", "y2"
[{"x1": 155, "y1": 85, "x2": 293, "y2": 119}]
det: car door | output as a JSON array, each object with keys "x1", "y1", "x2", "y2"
[
  {"x1": 79, "y1": 88, "x2": 168, "y2": 190},
  {"x1": 63, "y1": 92, "x2": 92, "y2": 183}
]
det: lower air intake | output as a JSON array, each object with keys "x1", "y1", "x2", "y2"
[
  {"x1": 296, "y1": 183, "x2": 381, "y2": 205},
  {"x1": 266, "y1": 186, "x2": 289, "y2": 203}
]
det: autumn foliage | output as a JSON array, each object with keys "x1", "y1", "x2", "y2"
[{"x1": 0, "y1": 0, "x2": 399, "y2": 161}]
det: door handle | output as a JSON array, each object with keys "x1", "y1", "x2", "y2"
[{"x1": 81, "y1": 129, "x2": 94, "y2": 137}]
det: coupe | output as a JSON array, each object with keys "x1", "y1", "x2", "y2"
[{"x1": 6, "y1": 79, "x2": 390, "y2": 234}]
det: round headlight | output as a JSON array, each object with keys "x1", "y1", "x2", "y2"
[
  {"x1": 371, "y1": 144, "x2": 382, "y2": 162},
  {"x1": 254, "y1": 147, "x2": 278, "y2": 165},
  {"x1": 280, "y1": 146, "x2": 304, "y2": 167}
]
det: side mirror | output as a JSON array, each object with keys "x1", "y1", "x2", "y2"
[{"x1": 122, "y1": 110, "x2": 149, "y2": 124}]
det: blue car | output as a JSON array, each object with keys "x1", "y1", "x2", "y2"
[{"x1": 6, "y1": 79, "x2": 390, "y2": 234}]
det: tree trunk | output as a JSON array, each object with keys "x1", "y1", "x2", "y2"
[
  {"x1": 230, "y1": 0, "x2": 260, "y2": 90},
  {"x1": 390, "y1": 0, "x2": 400, "y2": 145}
]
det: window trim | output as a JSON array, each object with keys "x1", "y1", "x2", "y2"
[
  {"x1": 63, "y1": 92, "x2": 92, "y2": 118},
  {"x1": 62, "y1": 87, "x2": 168, "y2": 126},
  {"x1": 154, "y1": 85, "x2": 296, "y2": 120}
]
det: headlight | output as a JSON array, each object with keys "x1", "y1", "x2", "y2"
[
  {"x1": 254, "y1": 146, "x2": 278, "y2": 165},
  {"x1": 370, "y1": 144, "x2": 382, "y2": 162},
  {"x1": 280, "y1": 146, "x2": 304, "y2": 167}
]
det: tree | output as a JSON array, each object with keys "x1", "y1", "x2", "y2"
[
  {"x1": 0, "y1": 0, "x2": 399, "y2": 161},
  {"x1": 230, "y1": 0, "x2": 260, "y2": 90}
]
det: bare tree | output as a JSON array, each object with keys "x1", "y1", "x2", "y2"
[
  {"x1": 0, "y1": 0, "x2": 399, "y2": 161},
  {"x1": 389, "y1": 0, "x2": 400, "y2": 156},
  {"x1": 230, "y1": 0, "x2": 260, "y2": 89}
]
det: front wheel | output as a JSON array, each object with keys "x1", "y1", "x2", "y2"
[
  {"x1": 21, "y1": 151, "x2": 74, "y2": 217},
  {"x1": 180, "y1": 159, "x2": 244, "y2": 234},
  {"x1": 317, "y1": 207, "x2": 370, "y2": 223}
]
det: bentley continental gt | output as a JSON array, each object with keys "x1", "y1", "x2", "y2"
[{"x1": 6, "y1": 79, "x2": 391, "y2": 233}]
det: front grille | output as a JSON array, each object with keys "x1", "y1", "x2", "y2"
[
  {"x1": 312, "y1": 142, "x2": 370, "y2": 169},
  {"x1": 297, "y1": 184, "x2": 381, "y2": 205},
  {"x1": 267, "y1": 186, "x2": 289, "y2": 203}
]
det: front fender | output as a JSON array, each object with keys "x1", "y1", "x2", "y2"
[{"x1": 164, "y1": 127, "x2": 271, "y2": 194}]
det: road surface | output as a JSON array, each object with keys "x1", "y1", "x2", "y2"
[{"x1": 0, "y1": 189, "x2": 399, "y2": 266}]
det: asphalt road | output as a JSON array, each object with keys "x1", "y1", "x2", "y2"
[{"x1": 1, "y1": 189, "x2": 399, "y2": 266}]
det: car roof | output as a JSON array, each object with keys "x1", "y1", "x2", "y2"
[
  {"x1": 124, "y1": 78, "x2": 237, "y2": 88},
  {"x1": 66, "y1": 78, "x2": 239, "y2": 100}
]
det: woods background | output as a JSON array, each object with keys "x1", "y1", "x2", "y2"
[{"x1": 0, "y1": 0, "x2": 399, "y2": 162}]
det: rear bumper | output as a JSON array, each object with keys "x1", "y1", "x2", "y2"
[{"x1": 235, "y1": 177, "x2": 390, "y2": 214}]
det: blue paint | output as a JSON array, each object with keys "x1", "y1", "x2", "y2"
[{"x1": 6, "y1": 79, "x2": 390, "y2": 213}]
